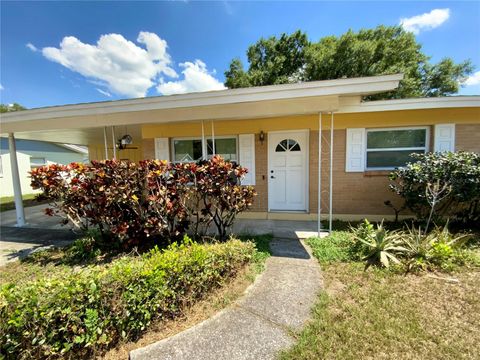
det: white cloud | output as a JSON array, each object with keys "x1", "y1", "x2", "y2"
[
  {"x1": 26, "y1": 42, "x2": 38, "y2": 52},
  {"x1": 400, "y1": 8, "x2": 450, "y2": 34},
  {"x1": 0, "y1": 84, "x2": 3, "y2": 90},
  {"x1": 96, "y1": 88, "x2": 112, "y2": 97},
  {"x1": 42, "y1": 32, "x2": 178, "y2": 98},
  {"x1": 157, "y1": 60, "x2": 226, "y2": 95},
  {"x1": 463, "y1": 71, "x2": 480, "y2": 86}
]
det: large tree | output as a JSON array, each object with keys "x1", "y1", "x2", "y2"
[{"x1": 224, "y1": 26, "x2": 473, "y2": 99}]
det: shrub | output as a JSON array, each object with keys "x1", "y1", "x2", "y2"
[
  {"x1": 401, "y1": 225, "x2": 472, "y2": 272},
  {"x1": 0, "y1": 238, "x2": 255, "y2": 359},
  {"x1": 389, "y1": 151, "x2": 480, "y2": 225},
  {"x1": 351, "y1": 220, "x2": 407, "y2": 269},
  {"x1": 30, "y1": 156, "x2": 256, "y2": 247},
  {"x1": 312, "y1": 221, "x2": 477, "y2": 273},
  {"x1": 191, "y1": 157, "x2": 256, "y2": 239}
]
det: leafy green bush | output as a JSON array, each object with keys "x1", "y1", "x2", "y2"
[
  {"x1": 389, "y1": 151, "x2": 480, "y2": 226},
  {"x1": 0, "y1": 238, "x2": 255, "y2": 359}
]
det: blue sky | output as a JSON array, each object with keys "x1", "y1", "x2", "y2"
[{"x1": 1, "y1": 1, "x2": 479, "y2": 109}]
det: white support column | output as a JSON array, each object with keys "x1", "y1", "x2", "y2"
[
  {"x1": 103, "y1": 127, "x2": 108, "y2": 159},
  {"x1": 201, "y1": 120, "x2": 206, "y2": 160},
  {"x1": 111, "y1": 126, "x2": 117, "y2": 159},
  {"x1": 8, "y1": 133, "x2": 26, "y2": 227},
  {"x1": 329, "y1": 112, "x2": 334, "y2": 233},
  {"x1": 211, "y1": 120, "x2": 216, "y2": 155},
  {"x1": 317, "y1": 112, "x2": 322, "y2": 237}
]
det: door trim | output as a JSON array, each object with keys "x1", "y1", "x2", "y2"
[{"x1": 267, "y1": 129, "x2": 309, "y2": 212}]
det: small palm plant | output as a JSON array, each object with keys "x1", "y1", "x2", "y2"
[{"x1": 352, "y1": 220, "x2": 407, "y2": 270}]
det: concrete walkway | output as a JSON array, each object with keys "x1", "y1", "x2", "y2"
[{"x1": 130, "y1": 238, "x2": 323, "y2": 360}]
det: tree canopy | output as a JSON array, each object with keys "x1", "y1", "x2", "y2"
[
  {"x1": 224, "y1": 26, "x2": 473, "y2": 99},
  {"x1": 0, "y1": 103, "x2": 26, "y2": 113}
]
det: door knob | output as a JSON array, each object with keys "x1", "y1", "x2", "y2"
[{"x1": 270, "y1": 175, "x2": 275, "y2": 179}]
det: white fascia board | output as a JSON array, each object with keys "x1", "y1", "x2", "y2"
[
  {"x1": 1, "y1": 74, "x2": 403, "y2": 123},
  {"x1": 59, "y1": 144, "x2": 89, "y2": 154},
  {"x1": 338, "y1": 96, "x2": 480, "y2": 113}
]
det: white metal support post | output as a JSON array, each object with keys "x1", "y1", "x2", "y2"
[
  {"x1": 329, "y1": 112, "x2": 334, "y2": 233},
  {"x1": 211, "y1": 120, "x2": 216, "y2": 155},
  {"x1": 8, "y1": 133, "x2": 26, "y2": 227},
  {"x1": 317, "y1": 112, "x2": 322, "y2": 237},
  {"x1": 103, "y1": 127, "x2": 108, "y2": 159},
  {"x1": 201, "y1": 121, "x2": 206, "y2": 160},
  {"x1": 111, "y1": 126, "x2": 117, "y2": 159}
]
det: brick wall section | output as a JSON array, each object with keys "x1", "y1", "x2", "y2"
[
  {"x1": 143, "y1": 138, "x2": 155, "y2": 159},
  {"x1": 328, "y1": 130, "x2": 403, "y2": 215},
  {"x1": 141, "y1": 121, "x2": 479, "y2": 216},
  {"x1": 307, "y1": 129, "x2": 401, "y2": 215},
  {"x1": 251, "y1": 134, "x2": 268, "y2": 211},
  {"x1": 456, "y1": 124, "x2": 480, "y2": 152}
]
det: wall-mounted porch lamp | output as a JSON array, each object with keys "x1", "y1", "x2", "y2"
[{"x1": 259, "y1": 130, "x2": 265, "y2": 144}]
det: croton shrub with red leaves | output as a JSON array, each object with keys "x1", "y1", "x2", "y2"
[{"x1": 30, "y1": 156, "x2": 256, "y2": 247}]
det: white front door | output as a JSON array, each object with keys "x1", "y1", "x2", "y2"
[{"x1": 268, "y1": 130, "x2": 308, "y2": 211}]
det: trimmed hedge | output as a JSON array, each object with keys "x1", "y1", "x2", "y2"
[{"x1": 0, "y1": 238, "x2": 255, "y2": 359}]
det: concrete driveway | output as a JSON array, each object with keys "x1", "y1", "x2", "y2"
[{"x1": 0, "y1": 204, "x2": 78, "y2": 266}]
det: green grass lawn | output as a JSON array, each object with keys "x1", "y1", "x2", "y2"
[
  {"x1": 0, "y1": 193, "x2": 46, "y2": 212},
  {"x1": 281, "y1": 232, "x2": 480, "y2": 360}
]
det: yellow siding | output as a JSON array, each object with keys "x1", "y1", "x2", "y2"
[
  {"x1": 87, "y1": 107, "x2": 479, "y2": 162},
  {"x1": 88, "y1": 144, "x2": 143, "y2": 162},
  {"x1": 141, "y1": 107, "x2": 480, "y2": 138}
]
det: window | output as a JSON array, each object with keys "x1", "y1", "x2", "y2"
[
  {"x1": 207, "y1": 138, "x2": 237, "y2": 161},
  {"x1": 366, "y1": 127, "x2": 428, "y2": 169},
  {"x1": 275, "y1": 139, "x2": 301, "y2": 152},
  {"x1": 173, "y1": 139, "x2": 203, "y2": 162},
  {"x1": 0, "y1": 157, "x2": 3, "y2": 177},
  {"x1": 172, "y1": 137, "x2": 237, "y2": 162},
  {"x1": 30, "y1": 157, "x2": 46, "y2": 168}
]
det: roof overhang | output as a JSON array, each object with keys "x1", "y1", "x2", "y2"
[
  {"x1": 1, "y1": 74, "x2": 404, "y2": 144},
  {"x1": 339, "y1": 95, "x2": 480, "y2": 113}
]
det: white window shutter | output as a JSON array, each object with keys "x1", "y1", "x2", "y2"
[
  {"x1": 154, "y1": 138, "x2": 170, "y2": 161},
  {"x1": 434, "y1": 124, "x2": 455, "y2": 152},
  {"x1": 238, "y1": 134, "x2": 256, "y2": 185},
  {"x1": 345, "y1": 128, "x2": 365, "y2": 172}
]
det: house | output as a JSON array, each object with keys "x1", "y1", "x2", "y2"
[
  {"x1": 1, "y1": 74, "x2": 479, "y2": 228},
  {"x1": 0, "y1": 139, "x2": 88, "y2": 197}
]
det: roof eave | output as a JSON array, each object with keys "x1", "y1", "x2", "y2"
[{"x1": 1, "y1": 74, "x2": 403, "y2": 124}]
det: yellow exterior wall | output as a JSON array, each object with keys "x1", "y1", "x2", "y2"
[
  {"x1": 88, "y1": 143, "x2": 144, "y2": 162},
  {"x1": 88, "y1": 106, "x2": 479, "y2": 218},
  {"x1": 141, "y1": 106, "x2": 479, "y2": 218},
  {"x1": 142, "y1": 107, "x2": 480, "y2": 138}
]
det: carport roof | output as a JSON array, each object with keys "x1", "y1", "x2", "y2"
[{"x1": 0, "y1": 74, "x2": 403, "y2": 144}]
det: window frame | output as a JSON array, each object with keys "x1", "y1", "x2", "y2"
[
  {"x1": 365, "y1": 126, "x2": 430, "y2": 171},
  {"x1": 30, "y1": 157, "x2": 47, "y2": 169},
  {"x1": 171, "y1": 135, "x2": 239, "y2": 163}
]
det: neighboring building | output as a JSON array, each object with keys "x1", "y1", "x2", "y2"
[
  {"x1": 2, "y1": 74, "x2": 479, "y2": 222},
  {"x1": 0, "y1": 139, "x2": 88, "y2": 197}
]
